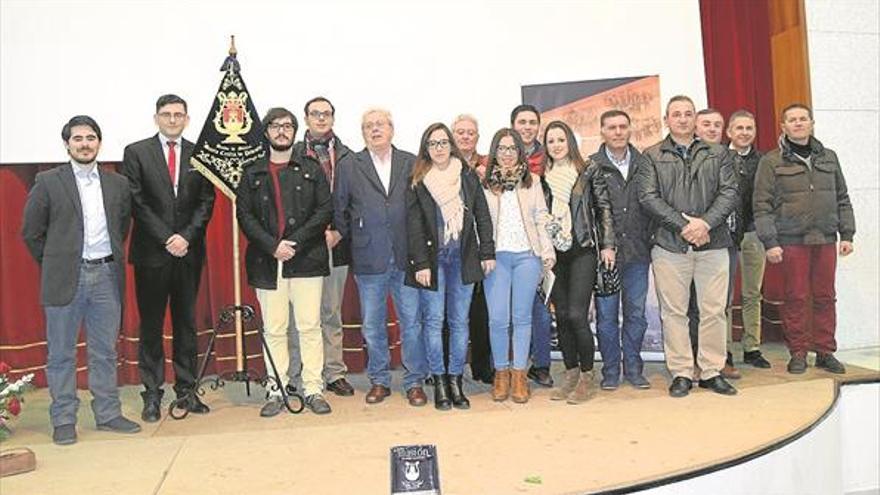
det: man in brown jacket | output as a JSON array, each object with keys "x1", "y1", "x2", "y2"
[{"x1": 753, "y1": 103, "x2": 855, "y2": 375}]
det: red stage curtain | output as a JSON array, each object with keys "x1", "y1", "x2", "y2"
[
  {"x1": 700, "y1": 0, "x2": 778, "y2": 152},
  {"x1": 0, "y1": 163, "x2": 265, "y2": 386},
  {"x1": 700, "y1": 0, "x2": 786, "y2": 340}
]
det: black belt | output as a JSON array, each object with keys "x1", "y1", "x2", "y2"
[{"x1": 82, "y1": 255, "x2": 114, "y2": 265}]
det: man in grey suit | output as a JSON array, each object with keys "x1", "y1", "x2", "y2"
[
  {"x1": 22, "y1": 115, "x2": 141, "y2": 445},
  {"x1": 334, "y1": 108, "x2": 428, "y2": 406}
]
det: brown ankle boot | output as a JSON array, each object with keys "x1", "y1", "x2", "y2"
[
  {"x1": 510, "y1": 368, "x2": 530, "y2": 403},
  {"x1": 551, "y1": 368, "x2": 579, "y2": 400},
  {"x1": 492, "y1": 368, "x2": 511, "y2": 401},
  {"x1": 567, "y1": 370, "x2": 593, "y2": 404}
]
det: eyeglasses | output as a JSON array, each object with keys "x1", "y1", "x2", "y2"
[
  {"x1": 362, "y1": 120, "x2": 389, "y2": 131},
  {"x1": 496, "y1": 145, "x2": 518, "y2": 155},
  {"x1": 158, "y1": 112, "x2": 186, "y2": 121},
  {"x1": 427, "y1": 139, "x2": 450, "y2": 149},
  {"x1": 308, "y1": 110, "x2": 333, "y2": 120},
  {"x1": 267, "y1": 123, "x2": 295, "y2": 132}
]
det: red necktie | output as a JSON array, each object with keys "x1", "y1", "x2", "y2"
[{"x1": 167, "y1": 141, "x2": 177, "y2": 188}]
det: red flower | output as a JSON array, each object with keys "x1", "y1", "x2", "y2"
[
  {"x1": 8, "y1": 397, "x2": 21, "y2": 416},
  {"x1": 0, "y1": 362, "x2": 10, "y2": 374}
]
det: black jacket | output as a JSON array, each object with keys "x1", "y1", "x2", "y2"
[
  {"x1": 405, "y1": 166, "x2": 495, "y2": 290},
  {"x1": 590, "y1": 144, "x2": 653, "y2": 264},
  {"x1": 730, "y1": 146, "x2": 763, "y2": 244},
  {"x1": 637, "y1": 135, "x2": 738, "y2": 253},
  {"x1": 122, "y1": 135, "x2": 215, "y2": 267},
  {"x1": 236, "y1": 156, "x2": 333, "y2": 289},
  {"x1": 540, "y1": 161, "x2": 615, "y2": 251},
  {"x1": 292, "y1": 137, "x2": 353, "y2": 267}
]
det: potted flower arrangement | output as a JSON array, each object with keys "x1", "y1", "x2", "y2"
[{"x1": 0, "y1": 362, "x2": 35, "y2": 477}]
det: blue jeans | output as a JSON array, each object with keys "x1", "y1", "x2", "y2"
[
  {"x1": 530, "y1": 294, "x2": 552, "y2": 368},
  {"x1": 44, "y1": 263, "x2": 122, "y2": 427},
  {"x1": 595, "y1": 261, "x2": 650, "y2": 380},
  {"x1": 355, "y1": 267, "x2": 425, "y2": 391},
  {"x1": 420, "y1": 247, "x2": 474, "y2": 376},
  {"x1": 484, "y1": 251, "x2": 543, "y2": 370}
]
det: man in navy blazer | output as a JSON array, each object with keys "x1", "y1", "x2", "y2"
[
  {"x1": 121, "y1": 94, "x2": 215, "y2": 422},
  {"x1": 334, "y1": 108, "x2": 428, "y2": 406},
  {"x1": 22, "y1": 115, "x2": 141, "y2": 445}
]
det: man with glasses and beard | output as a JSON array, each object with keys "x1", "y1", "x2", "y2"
[{"x1": 237, "y1": 108, "x2": 334, "y2": 416}]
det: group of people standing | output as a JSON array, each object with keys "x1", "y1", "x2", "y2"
[{"x1": 22, "y1": 92, "x2": 855, "y2": 445}]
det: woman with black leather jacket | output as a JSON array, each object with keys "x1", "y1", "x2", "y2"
[{"x1": 540, "y1": 121, "x2": 615, "y2": 404}]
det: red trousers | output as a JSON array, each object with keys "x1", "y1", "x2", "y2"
[{"x1": 779, "y1": 243, "x2": 838, "y2": 356}]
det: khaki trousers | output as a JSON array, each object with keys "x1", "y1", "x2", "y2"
[
  {"x1": 733, "y1": 231, "x2": 766, "y2": 352},
  {"x1": 256, "y1": 263, "x2": 324, "y2": 397},
  {"x1": 652, "y1": 246, "x2": 728, "y2": 379},
  {"x1": 288, "y1": 263, "x2": 349, "y2": 385}
]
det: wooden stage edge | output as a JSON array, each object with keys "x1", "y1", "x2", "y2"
[{"x1": 1, "y1": 344, "x2": 878, "y2": 495}]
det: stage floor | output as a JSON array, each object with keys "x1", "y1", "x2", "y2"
[{"x1": 2, "y1": 343, "x2": 878, "y2": 494}]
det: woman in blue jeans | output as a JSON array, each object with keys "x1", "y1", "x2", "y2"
[
  {"x1": 405, "y1": 123, "x2": 496, "y2": 410},
  {"x1": 482, "y1": 128, "x2": 555, "y2": 404},
  {"x1": 540, "y1": 121, "x2": 615, "y2": 404}
]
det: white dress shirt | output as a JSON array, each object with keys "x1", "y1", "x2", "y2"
[
  {"x1": 158, "y1": 133, "x2": 181, "y2": 195},
  {"x1": 369, "y1": 148, "x2": 393, "y2": 194},
  {"x1": 71, "y1": 162, "x2": 112, "y2": 260}
]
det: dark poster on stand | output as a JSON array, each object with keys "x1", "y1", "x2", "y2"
[{"x1": 390, "y1": 444, "x2": 441, "y2": 494}]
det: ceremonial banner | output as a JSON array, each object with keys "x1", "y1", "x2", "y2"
[
  {"x1": 522, "y1": 76, "x2": 664, "y2": 358},
  {"x1": 190, "y1": 48, "x2": 266, "y2": 198}
]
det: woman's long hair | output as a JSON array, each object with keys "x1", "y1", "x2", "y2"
[
  {"x1": 411, "y1": 123, "x2": 466, "y2": 187},
  {"x1": 542, "y1": 120, "x2": 587, "y2": 174},
  {"x1": 482, "y1": 127, "x2": 532, "y2": 191}
]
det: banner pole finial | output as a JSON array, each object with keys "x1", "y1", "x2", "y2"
[{"x1": 229, "y1": 35, "x2": 237, "y2": 57}]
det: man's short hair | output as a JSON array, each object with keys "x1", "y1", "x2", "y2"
[
  {"x1": 61, "y1": 115, "x2": 102, "y2": 142},
  {"x1": 155, "y1": 94, "x2": 188, "y2": 114},
  {"x1": 665, "y1": 95, "x2": 695, "y2": 116},
  {"x1": 261, "y1": 107, "x2": 298, "y2": 133},
  {"x1": 599, "y1": 109, "x2": 631, "y2": 127},
  {"x1": 781, "y1": 103, "x2": 813, "y2": 122},
  {"x1": 510, "y1": 104, "x2": 541, "y2": 125},
  {"x1": 361, "y1": 108, "x2": 394, "y2": 128},
  {"x1": 696, "y1": 107, "x2": 723, "y2": 119},
  {"x1": 727, "y1": 109, "x2": 756, "y2": 128},
  {"x1": 452, "y1": 113, "x2": 479, "y2": 130},
  {"x1": 304, "y1": 96, "x2": 335, "y2": 116}
]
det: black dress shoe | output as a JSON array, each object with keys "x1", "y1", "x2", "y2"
[
  {"x1": 743, "y1": 350, "x2": 771, "y2": 369},
  {"x1": 326, "y1": 378, "x2": 355, "y2": 396},
  {"x1": 183, "y1": 394, "x2": 210, "y2": 414},
  {"x1": 141, "y1": 400, "x2": 161, "y2": 423},
  {"x1": 787, "y1": 355, "x2": 808, "y2": 374},
  {"x1": 527, "y1": 366, "x2": 554, "y2": 387},
  {"x1": 448, "y1": 375, "x2": 470, "y2": 409},
  {"x1": 815, "y1": 353, "x2": 846, "y2": 374},
  {"x1": 53, "y1": 424, "x2": 77, "y2": 445},
  {"x1": 698, "y1": 375, "x2": 738, "y2": 395},
  {"x1": 668, "y1": 376, "x2": 693, "y2": 398},
  {"x1": 432, "y1": 375, "x2": 452, "y2": 411}
]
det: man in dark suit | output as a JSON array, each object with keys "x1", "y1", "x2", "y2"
[
  {"x1": 22, "y1": 115, "x2": 141, "y2": 445},
  {"x1": 121, "y1": 94, "x2": 216, "y2": 422},
  {"x1": 334, "y1": 108, "x2": 427, "y2": 406}
]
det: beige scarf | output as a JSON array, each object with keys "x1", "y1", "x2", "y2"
[
  {"x1": 423, "y1": 157, "x2": 464, "y2": 244},
  {"x1": 545, "y1": 158, "x2": 578, "y2": 251}
]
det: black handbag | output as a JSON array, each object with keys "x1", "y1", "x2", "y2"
[{"x1": 594, "y1": 261, "x2": 621, "y2": 297}]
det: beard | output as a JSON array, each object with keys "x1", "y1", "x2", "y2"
[
  {"x1": 69, "y1": 149, "x2": 97, "y2": 165},
  {"x1": 270, "y1": 141, "x2": 293, "y2": 152}
]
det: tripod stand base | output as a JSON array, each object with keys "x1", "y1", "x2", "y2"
[{"x1": 168, "y1": 304, "x2": 306, "y2": 420}]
